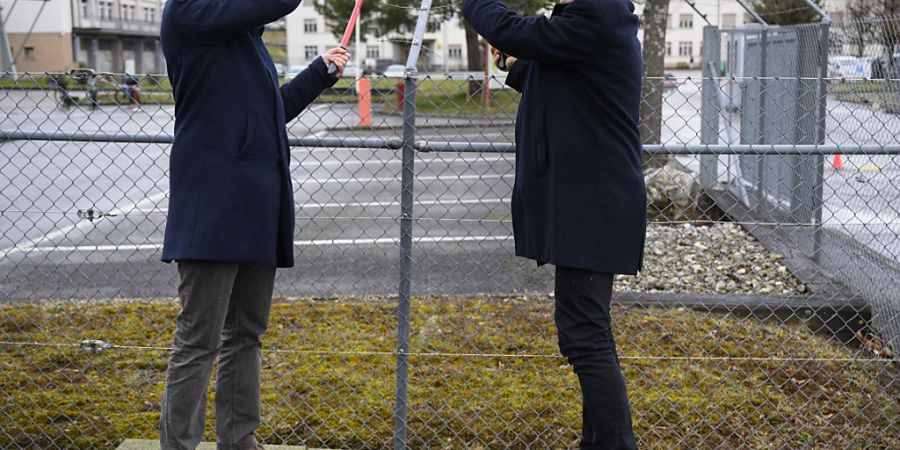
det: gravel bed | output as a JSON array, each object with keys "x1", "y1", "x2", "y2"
[{"x1": 615, "y1": 223, "x2": 808, "y2": 296}]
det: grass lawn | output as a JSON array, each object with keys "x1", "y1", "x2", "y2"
[
  {"x1": 2, "y1": 76, "x2": 518, "y2": 117},
  {"x1": 0, "y1": 297, "x2": 896, "y2": 449}
]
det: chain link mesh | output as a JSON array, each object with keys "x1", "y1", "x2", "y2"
[{"x1": 1, "y1": 14, "x2": 898, "y2": 450}]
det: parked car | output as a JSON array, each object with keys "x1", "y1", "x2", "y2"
[
  {"x1": 871, "y1": 55, "x2": 900, "y2": 80},
  {"x1": 662, "y1": 73, "x2": 682, "y2": 91},
  {"x1": 342, "y1": 63, "x2": 360, "y2": 78},
  {"x1": 829, "y1": 56, "x2": 874, "y2": 79},
  {"x1": 382, "y1": 64, "x2": 407, "y2": 78},
  {"x1": 375, "y1": 59, "x2": 396, "y2": 75}
]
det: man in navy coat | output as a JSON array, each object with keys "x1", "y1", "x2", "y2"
[
  {"x1": 463, "y1": 0, "x2": 645, "y2": 448},
  {"x1": 158, "y1": 1, "x2": 349, "y2": 449}
]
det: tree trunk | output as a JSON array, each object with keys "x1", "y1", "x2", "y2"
[
  {"x1": 465, "y1": 21, "x2": 485, "y2": 96},
  {"x1": 640, "y1": 0, "x2": 671, "y2": 169}
]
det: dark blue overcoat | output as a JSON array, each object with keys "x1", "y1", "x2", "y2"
[
  {"x1": 160, "y1": 0, "x2": 336, "y2": 268},
  {"x1": 463, "y1": 0, "x2": 647, "y2": 275}
]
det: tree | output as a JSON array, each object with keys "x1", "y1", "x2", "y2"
[
  {"x1": 750, "y1": 0, "x2": 826, "y2": 25},
  {"x1": 637, "y1": 0, "x2": 670, "y2": 168},
  {"x1": 846, "y1": 0, "x2": 876, "y2": 57},
  {"x1": 313, "y1": 0, "x2": 381, "y2": 41}
]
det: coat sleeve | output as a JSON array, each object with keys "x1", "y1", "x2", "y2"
[
  {"x1": 504, "y1": 60, "x2": 531, "y2": 93},
  {"x1": 462, "y1": 0, "x2": 617, "y2": 65},
  {"x1": 280, "y1": 57, "x2": 338, "y2": 123},
  {"x1": 165, "y1": 0, "x2": 301, "y2": 40}
]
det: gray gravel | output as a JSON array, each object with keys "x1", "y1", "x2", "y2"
[{"x1": 616, "y1": 223, "x2": 807, "y2": 296}]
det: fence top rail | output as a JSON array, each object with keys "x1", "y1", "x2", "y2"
[
  {"x1": 5, "y1": 130, "x2": 900, "y2": 156},
  {"x1": 4, "y1": 72, "x2": 900, "y2": 83}
]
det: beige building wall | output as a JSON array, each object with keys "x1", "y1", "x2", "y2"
[{"x1": 7, "y1": 33, "x2": 75, "y2": 73}]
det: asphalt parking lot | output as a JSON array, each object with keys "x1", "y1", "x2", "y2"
[{"x1": 1, "y1": 80, "x2": 899, "y2": 301}]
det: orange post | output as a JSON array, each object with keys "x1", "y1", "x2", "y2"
[
  {"x1": 396, "y1": 81, "x2": 404, "y2": 110},
  {"x1": 832, "y1": 154, "x2": 843, "y2": 170},
  {"x1": 357, "y1": 77, "x2": 372, "y2": 128}
]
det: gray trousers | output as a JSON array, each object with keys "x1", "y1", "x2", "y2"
[{"x1": 160, "y1": 261, "x2": 276, "y2": 450}]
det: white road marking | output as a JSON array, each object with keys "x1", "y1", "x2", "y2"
[
  {"x1": 292, "y1": 173, "x2": 512, "y2": 185},
  {"x1": 0, "y1": 191, "x2": 169, "y2": 258},
  {"x1": 25, "y1": 235, "x2": 514, "y2": 253},
  {"x1": 290, "y1": 154, "x2": 512, "y2": 169},
  {"x1": 138, "y1": 197, "x2": 511, "y2": 214}
]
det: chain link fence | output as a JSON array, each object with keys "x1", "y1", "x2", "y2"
[{"x1": 2, "y1": 10, "x2": 899, "y2": 450}]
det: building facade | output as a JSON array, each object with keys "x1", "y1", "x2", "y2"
[
  {"x1": 287, "y1": 1, "x2": 855, "y2": 73},
  {"x1": 71, "y1": 0, "x2": 165, "y2": 73},
  {"x1": 1, "y1": 0, "x2": 164, "y2": 73},
  {"x1": 284, "y1": 2, "x2": 468, "y2": 74}
]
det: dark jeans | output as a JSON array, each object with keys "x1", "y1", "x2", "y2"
[
  {"x1": 555, "y1": 266, "x2": 637, "y2": 450},
  {"x1": 160, "y1": 261, "x2": 276, "y2": 450}
]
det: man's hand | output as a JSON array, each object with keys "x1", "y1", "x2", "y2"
[
  {"x1": 323, "y1": 47, "x2": 351, "y2": 77},
  {"x1": 492, "y1": 48, "x2": 517, "y2": 72}
]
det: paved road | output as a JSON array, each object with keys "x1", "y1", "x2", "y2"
[
  {"x1": 1, "y1": 79, "x2": 899, "y2": 301},
  {"x1": 0, "y1": 91, "x2": 547, "y2": 300}
]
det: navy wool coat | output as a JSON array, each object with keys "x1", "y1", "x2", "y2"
[
  {"x1": 160, "y1": 0, "x2": 335, "y2": 268},
  {"x1": 463, "y1": 0, "x2": 647, "y2": 275}
]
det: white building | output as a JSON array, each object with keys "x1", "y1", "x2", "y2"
[
  {"x1": 284, "y1": 2, "x2": 468, "y2": 73},
  {"x1": 0, "y1": 0, "x2": 164, "y2": 73},
  {"x1": 287, "y1": 1, "x2": 853, "y2": 73}
]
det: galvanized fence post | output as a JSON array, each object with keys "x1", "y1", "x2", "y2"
[
  {"x1": 812, "y1": 19, "x2": 830, "y2": 262},
  {"x1": 756, "y1": 27, "x2": 769, "y2": 217},
  {"x1": 394, "y1": 3, "x2": 432, "y2": 449},
  {"x1": 394, "y1": 71, "x2": 416, "y2": 450},
  {"x1": 700, "y1": 25, "x2": 721, "y2": 189}
]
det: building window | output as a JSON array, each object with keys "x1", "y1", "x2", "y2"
[
  {"x1": 144, "y1": 7, "x2": 156, "y2": 23},
  {"x1": 99, "y1": 1, "x2": 113, "y2": 20},
  {"x1": 24, "y1": 47, "x2": 35, "y2": 60},
  {"x1": 80, "y1": 0, "x2": 89, "y2": 18},
  {"x1": 679, "y1": 14, "x2": 693, "y2": 29},
  {"x1": 366, "y1": 45, "x2": 380, "y2": 59},
  {"x1": 679, "y1": 41, "x2": 693, "y2": 57},
  {"x1": 666, "y1": 42, "x2": 672, "y2": 57},
  {"x1": 304, "y1": 18, "x2": 317, "y2": 33},
  {"x1": 304, "y1": 45, "x2": 318, "y2": 60},
  {"x1": 722, "y1": 13, "x2": 736, "y2": 27},
  {"x1": 448, "y1": 44, "x2": 463, "y2": 60}
]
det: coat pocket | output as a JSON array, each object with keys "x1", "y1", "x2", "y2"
[
  {"x1": 236, "y1": 111, "x2": 258, "y2": 160},
  {"x1": 533, "y1": 107, "x2": 549, "y2": 176}
]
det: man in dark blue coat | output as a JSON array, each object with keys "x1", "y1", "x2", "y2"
[
  {"x1": 158, "y1": 1, "x2": 349, "y2": 449},
  {"x1": 463, "y1": 0, "x2": 645, "y2": 448}
]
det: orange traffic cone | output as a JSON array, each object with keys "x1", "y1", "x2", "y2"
[{"x1": 832, "y1": 154, "x2": 844, "y2": 170}]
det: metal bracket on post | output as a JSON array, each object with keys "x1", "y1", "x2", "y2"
[{"x1": 394, "y1": 2, "x2": 432, "y2": 450}]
